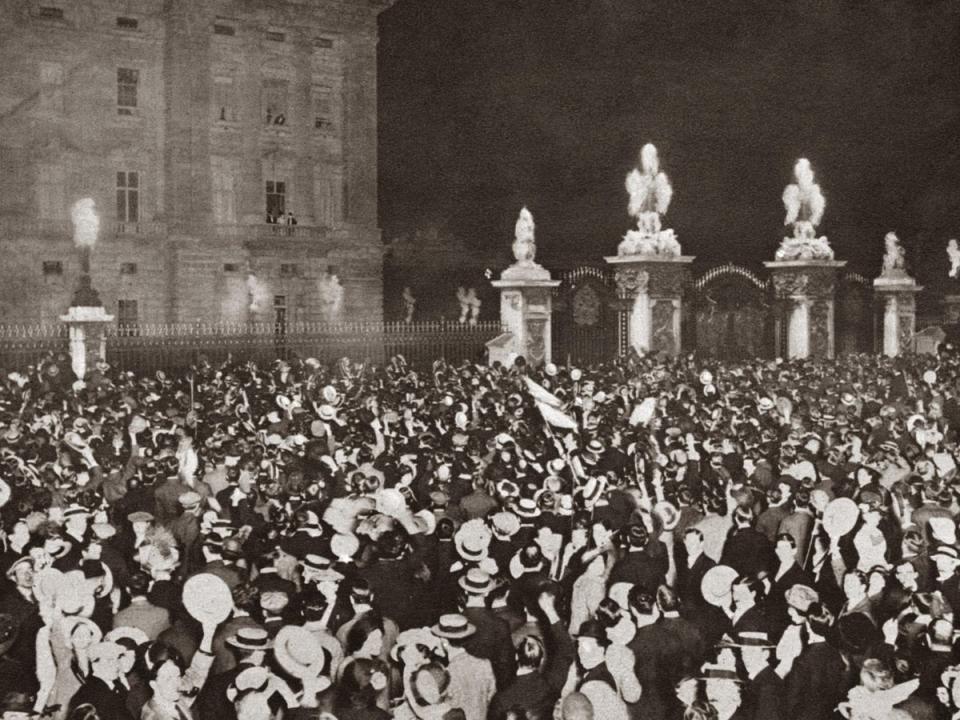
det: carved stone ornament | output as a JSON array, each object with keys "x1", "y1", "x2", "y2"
[
  {"x1": 573, "y1": 284, "x2": 601, "y2": 326},
  {"x1": 772, "y1": 273, "x2": 809, "y2": 298},
  {"x1": 615, "y1": 269, "x2": 650, "y2": 297}
]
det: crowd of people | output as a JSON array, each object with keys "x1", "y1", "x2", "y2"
[{"x1": 0, "y1": 346, "x2": 959, "y2": 720}]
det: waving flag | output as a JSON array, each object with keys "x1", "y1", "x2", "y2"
[
  {"x1": 525, "y1": 376, "x2": 563, "y2": 408},
  {"x1": 537, "y1": 399, "x2": 578, "y2": 430}
]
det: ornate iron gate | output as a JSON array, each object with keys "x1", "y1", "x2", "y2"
[
  {"x1": 552, "y1": 266, "x2": 618, "y2": 366},
  {"x1": 690, "y1": 264, "x2": 774, "y2": 359}
]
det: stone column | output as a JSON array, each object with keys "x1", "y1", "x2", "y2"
[
  {"x1": 60, "y1": 306, "x2": 114, "y2": 379},
  {"x1": 765, "y1": 260, "x2": 846, "y2": 359},
  {"x1": 605, "y1": 256, "x2": 694, "y2": 357},
  {"x1": 489, "y1": 265, "x2": 560, "y2": 368},
  {"x1": 873, "y1": 275, "x2": 922, "y2": 357}
]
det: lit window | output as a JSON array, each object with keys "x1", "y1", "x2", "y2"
[
  {"x1": 265, "y1": 181, "x2": 286, "y2": 221},
  {"x1": 117, "y1": 171, "x2": 139, "y2": 222},
  {"x1": 117, "y1": 68, "x2": 139, "y2": 115}
]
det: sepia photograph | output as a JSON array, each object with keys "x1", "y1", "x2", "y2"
[{"x1": 0, "y1": 1, "x2": 958, "y2": 718}]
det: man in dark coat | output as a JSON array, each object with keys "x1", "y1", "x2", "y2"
[
  {"x1": 676, "y1": 528, "x2": 715, "y2": 612},
  {"x1": 69, "y1": 641, "x2": 135, "y2": 720},
  {"x1": 487, "y1": 635, "x2": 557, "y2": 720},
  {"x1": 0, "y1": 557, "x2": 42, "y2": 673},
  {"x1": 735, "y1": 631, "x2": 785, "y2": 720},
  {"x1": 459, "y1": 569, "x2": 516, "y2": 690},
  {"x1": 607, "y1": 523, "x2": 667, "y2": 595},
  {"x1": 721, "y1": 507, "x2": 775, "y2": 578},
  {"x1": 784, "y1": 603, "x2": 846, "y2": 720}
]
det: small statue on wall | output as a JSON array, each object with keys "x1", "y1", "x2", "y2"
[
  {"x1": 456, "y1": 286, "x2": 481, "y2": 325},
  {"x1": 881, "y1": 232, "x2": 906, "y2": 275},
  {"x1": 402, "y1": 286, "x2": 416, "y2": 323},
  {"x1": 947, "y1": 239, "x2": 960, "y2": 279},
  {"x1": 619, "y1": 143, "x2": 681, "y2": 257}
]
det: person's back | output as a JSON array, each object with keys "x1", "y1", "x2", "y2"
[
  {"x1": 446, "y1": 647, "x2": 496, "y2": 720},
  {"x1": 785, "y1": 639, "x2": 845, "y2": 720}
]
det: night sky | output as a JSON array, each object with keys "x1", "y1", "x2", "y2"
[{"x1": 377, "y1": 0, "x2": 960, "y2": 279}]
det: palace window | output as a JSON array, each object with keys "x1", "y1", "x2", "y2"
[
  {"x1": 213, "y1": 76, "x2": 237, "y2": 122},
  {"x1": 262, "y1": 79, "x2": 288, "y2": 125},
  {"x1": 265, "y1": 180, "x2": 285, "y2": 221},
  {"x1": 116, "y1": 16, "x2": 138, "y2": 30},
  {"x1": 39, "y1": 62, "x2": 63, "y2": 112},
  {"x1": 279, "y1": 263, "x2": 299, "y2": 278},
  {"x1": 116, "y1": 171, "x2": 139, "y2": 222},
  {"x1": 213, "y1": 21, "x2": 235, "y2": 36},
  {"x1": 117, "y1": 299, "x2": 139, "y2": 330},
  {"x1": 42, "y1": 261, "x2": 63, "y2": 276},
  {"x1": 266, "y1": 30, "x2": 285, "y2": 43},
  {"x1": 120, "y1": 262, "x2": 138, "y2": 275},
  {"x1": 117, "y1": 68, "x2": 139, "y2": 115},
  {"x1": 38, "y1": 6, "x2": 64, "y2": 19},
  {"x1": 313, "y1": 85, "x2": 334, "y2": 130}
]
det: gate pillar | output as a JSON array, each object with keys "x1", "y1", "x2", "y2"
[
  {"x1": 604, "y1": 255, "x2": 694, "y2": 357},
  {"x1": 765, "y1": 260, "x2": 846, "y2": 359}
]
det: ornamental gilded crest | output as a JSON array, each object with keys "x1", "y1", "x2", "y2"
[{"x1": 572, "y1": 284, "x2": 601, "y2": 326}]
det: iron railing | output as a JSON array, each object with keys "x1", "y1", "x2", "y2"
[
  {"x1": 104, "y1": 320, "x2": 502, "y2": 373},
  {"x1": 0, "y1": 323, "x2": 69, "y2": 371}
]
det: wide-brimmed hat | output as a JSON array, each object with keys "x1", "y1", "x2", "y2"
[
  {"x1": 454, "y1": 519, "x2": 491, "y2": 563},
  {"x1": 183, "y1": 573, "x2": 233, "y2": 625},
  {"x1": 227, "y1": 627, "x2": 272, "y2": 651},
  {"x1": 105, "y1": 626, "x2": 149, "y2": 648},
  {"x1": 274, "y1": 625, "x2": 330, "y2": 682},
  {"x1": 458, "y1": 568, "x2": 496, "y2": 595},
  {"x1": 701, "y1": 565, "x2": 738, "y2": 608},
  {"x1": 514, "y1": 497, "x2": 541, "y2": 519},
  {"x1": 431, "y1": 613, "x2": 476, "y2": 640},
  {"x1": 490, "y1": 511, "x2": 520, "y2": 540},
  {"x1": 61, "y1": 615, "x2": 103, "y2": 648}
]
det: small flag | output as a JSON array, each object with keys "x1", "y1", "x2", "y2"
[
  {"x1": 629, "y1": 397, "x2": 657, "y2": 426},
  {"x1": 525, "y1": 376, "x2": 563, "y2": 408},
  {"x1": 537, "y1": 399, "x2": 578, "y2": 429}
]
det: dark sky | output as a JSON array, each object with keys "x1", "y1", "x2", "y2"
[{"x1": 377, "y1": 0, "x2": 960, "y2": 278}]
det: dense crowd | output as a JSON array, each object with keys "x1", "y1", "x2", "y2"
[{"x1": 1, "y1": 347, "x2": 960, "y2": 720}]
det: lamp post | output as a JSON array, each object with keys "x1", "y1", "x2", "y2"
[{"x1": 60, "y1": 199, "x2": 113, "y2": 378}]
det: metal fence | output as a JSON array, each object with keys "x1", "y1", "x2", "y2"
[
  {"x1": 0, "y1": 320, "x2": 502, "y2": 374},
  {"x1": 104, "y1": 320, "x2": 502, "y2": 374},
  {"x1": 0, "y1": 324, "x2": 69, "y2": 371}
]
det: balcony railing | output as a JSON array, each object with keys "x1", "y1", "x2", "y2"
[
  {"x1": 114, "y1": 221, "x2": 166, "y2": 237},
  {"x1": 215, "y1": 224, "x2": 328, "y2": 242}
]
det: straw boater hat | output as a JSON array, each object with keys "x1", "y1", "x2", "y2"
[
  {"x1": 227, "y1": 627, "x2": 273, "y2": 652},
  {"x1": 701, "y1": 565, "x2": 738, "y2": 608},
  {"x1": 431, "y1": 614, "x2": 476, "y2": 640},
  {"x1": 458, "y1": 568, "x2": 497, "y2": 595},
  {"x1": 454, "y1": 519, "x2": 491, "y2": 563},
  {"x1": 273, "y1": 625, "x2": 330, "y2": 685}
]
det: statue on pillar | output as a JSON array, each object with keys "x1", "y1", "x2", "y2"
[
  {"x1": 946, "y1": 239, "x2": 960, "y2": 279},
  {"x1": 512, "y1": 207, "x2": 537, "y2": 265},
  {"x1": 402, "y1": 286, "x2": 416, "y2": 323},
  {"x1": 881, "y1": 232, "x2": 907, "y2": 275},
  {"x1": 777, "y1": 158, "x2": 834, "y2": 261},
  {"x1": 618, "y1": 143, "x2": 681, "y2": 257}
]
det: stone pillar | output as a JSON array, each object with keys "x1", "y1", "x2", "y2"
[
  {"x1": 873, "y1": 275, "x2": 922, "y2": 357},
  {"x1": 765, "y1": 260, "x2": 846, "y2": 359},
  {"x1": 60, "y1": 306, "x2": 114, "y2": 379},
  {"x1": 604, "y1": 256, "x2": 694, "y2": 357},
  {"x1": 488, "y1": 265, "x2": 559, "y2": 368}
]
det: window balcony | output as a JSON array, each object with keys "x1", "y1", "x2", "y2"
[
  {"x1": 114, "y1": 221, "x2": 166, "y2": 237},
  {"x1": 215, "y1": 224, "x2": 328, "y2": 242}
]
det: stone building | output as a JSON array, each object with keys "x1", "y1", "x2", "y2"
[{"x1": 0, "y1": 0, "x2": 391, "y2": 325}]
